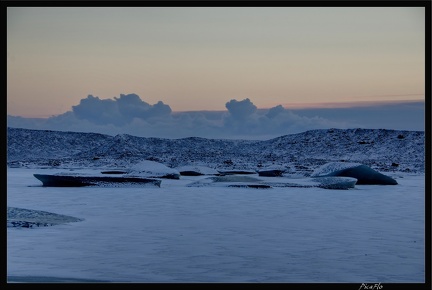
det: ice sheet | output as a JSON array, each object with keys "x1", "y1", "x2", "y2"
[{"x1": 7, "y1": 168, "x2": 425, "y2": 283}]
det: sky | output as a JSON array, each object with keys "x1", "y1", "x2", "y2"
[{"x1": 6, "y1": 6, "x2": 426, "y2": 139}]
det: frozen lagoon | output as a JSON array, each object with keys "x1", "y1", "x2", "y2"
[{"x1": 7, "y1": 168, "x2": 425, "y2": 283}]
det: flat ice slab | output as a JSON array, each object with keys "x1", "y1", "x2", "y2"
[
  {"x1": 7, "y1": 207, "x2": 83, "y2": 228},
  {"x1": 187, "y1": 174, "x2": 357, "y2": 190},
  {"x1": 33, "y1": 173, "x2": 162, "y2": 187}
]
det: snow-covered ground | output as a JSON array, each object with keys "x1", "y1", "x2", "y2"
[{"x1": 7, "y1": 167, "x2": 425, "y2": 283}]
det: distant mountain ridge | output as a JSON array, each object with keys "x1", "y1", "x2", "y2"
[{"x1": 7, "y1": 127, "x2": 425, "y2": 175}]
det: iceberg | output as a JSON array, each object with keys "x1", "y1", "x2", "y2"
[
  {"x1": 175, "y1": 165, "x2": 219, "y2": 176},
  {"x1": 7, "y1": 207, "x2": 83, "y2": 228},
  {"x1": 311, "y1": 162, "x2": 398, "y2": 185},
  {"x1": 129, "y1": 160, "x2": 180, "y2": 179}
]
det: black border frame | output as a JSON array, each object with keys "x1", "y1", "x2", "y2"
[{"x1": 2, "y1": 1, "x2": 431, "y2": 289}]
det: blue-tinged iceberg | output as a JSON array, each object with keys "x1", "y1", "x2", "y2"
[{"x1": 311, "y1": 162, "x2": 398, "y2": 185}]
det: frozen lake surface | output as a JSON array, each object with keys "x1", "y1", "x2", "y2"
[{"x1": 7, "y1": 168, "x2": 425, "y2": 283}]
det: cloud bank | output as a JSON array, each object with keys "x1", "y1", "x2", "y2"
[
  {"x1": 72, "y1": 94, "x2": 172, "y2": 126},
  {"x1": 7, "y1": 94, "x2": 425, "y2": 140}
]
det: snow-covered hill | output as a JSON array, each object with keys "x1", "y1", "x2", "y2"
[{"x1": 7, "y1": 127, "x2": 425, "y2": 175}]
